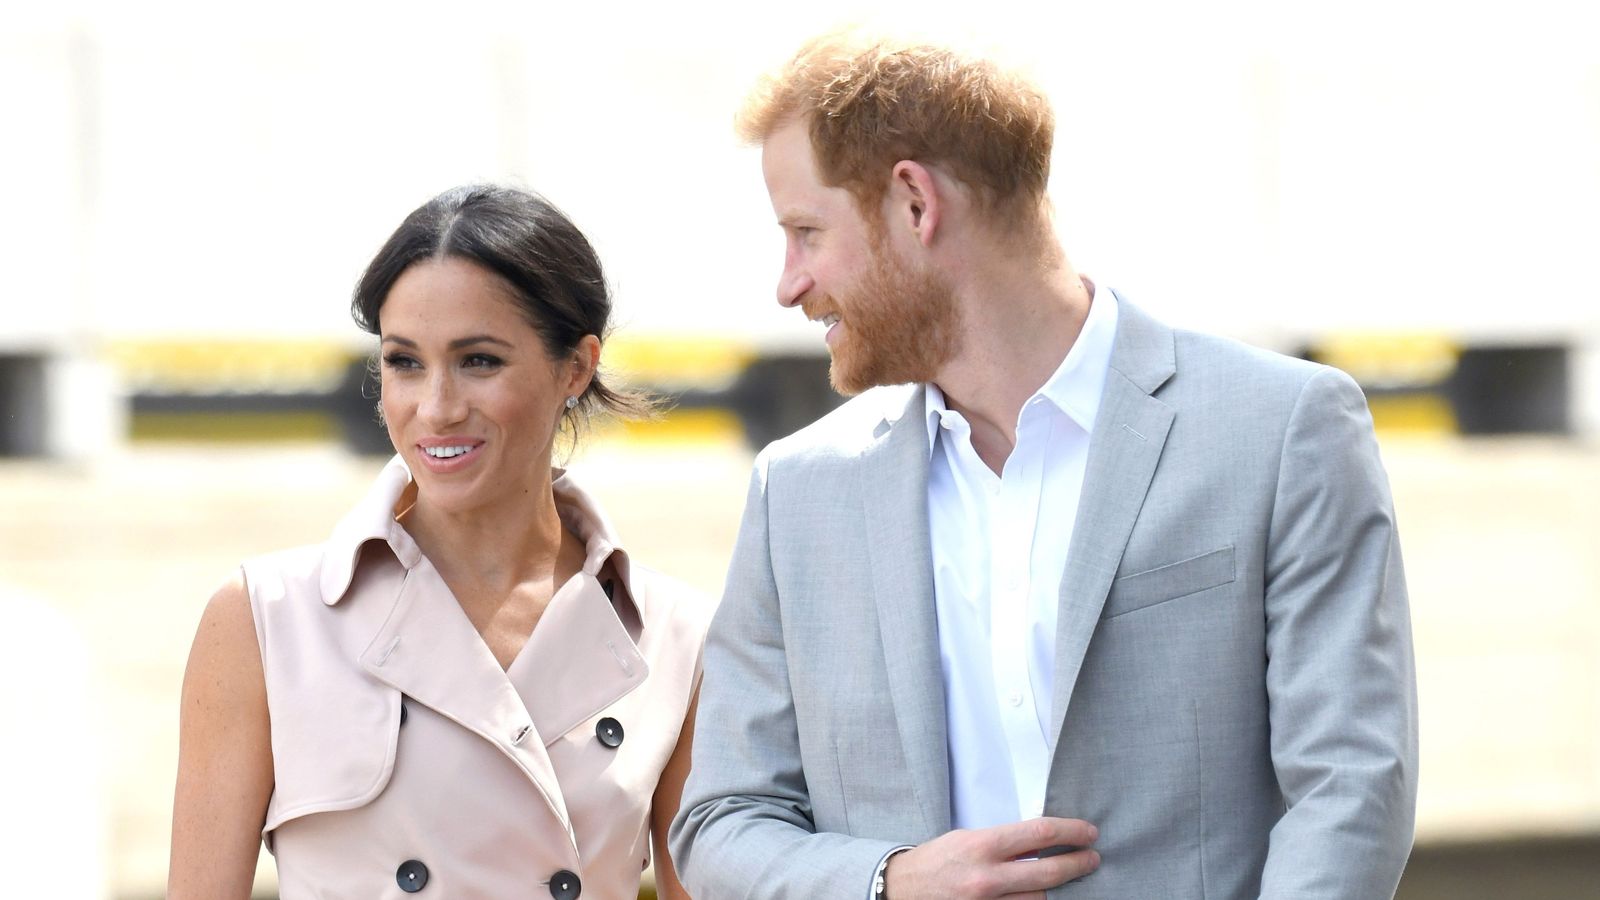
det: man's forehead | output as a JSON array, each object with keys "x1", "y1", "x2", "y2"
[
  {"x1": 761, "y1": 122, "x2": 811, "y2": 179},
  {"x1": 766, "y1": 181, "x2": 850, "y2": 225},
  {"x1": 762, "y1": 126, "x2": 854, "y2": 219}
]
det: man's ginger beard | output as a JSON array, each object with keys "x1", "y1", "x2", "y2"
[{"x1": 819, "y1": 226, "x2": 961, "y2": 395}]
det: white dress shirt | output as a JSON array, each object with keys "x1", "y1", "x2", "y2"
[{"x1": 925, "y1": 287, "x2": 1118, "y2": 829}]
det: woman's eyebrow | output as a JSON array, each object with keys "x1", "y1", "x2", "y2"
[{"x1": 380, "y1": 334, "x2": 514, "y2": 350}]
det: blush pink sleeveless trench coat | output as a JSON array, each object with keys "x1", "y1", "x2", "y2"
[{"x1": 243, "y1": 458, "x2": 711, "y2": 899}]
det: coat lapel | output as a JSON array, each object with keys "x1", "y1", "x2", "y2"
[
  {"x1": 858, "y1": 385, "x2": 952, "y2": 836},
  {"x1": 357, "y1": 556, "x2": 577, "y2": 850},
  {"x1": 510, "y1": 572, "x2": 648, "y2": 746},
  {"x1": 1048, "y1": 298, "x2": 1177, "y2": 747}
]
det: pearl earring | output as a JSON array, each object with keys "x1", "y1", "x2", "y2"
[{"x1": 564, "y1": 396, "x2": 579, "y2": 410}]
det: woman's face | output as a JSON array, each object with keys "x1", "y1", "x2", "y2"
[{"x1": 378, "y1": 257, "x2": 591, "y2": 516}]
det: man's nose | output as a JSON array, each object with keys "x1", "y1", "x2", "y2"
[{"x1": 776, "y1": 262, "x2": 812, "y2": 308}]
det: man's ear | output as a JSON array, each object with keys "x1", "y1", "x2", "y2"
[{"x1": 888, "y1": 160, "x2": 942, "y2": 248}]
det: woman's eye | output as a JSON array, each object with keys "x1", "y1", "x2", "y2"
[
  {"x1": 382, "y1": 353, "x2": 420, "y2": 371},
  {"x1": 463, "y1": 353, "x2": 504, "y2": 370}
]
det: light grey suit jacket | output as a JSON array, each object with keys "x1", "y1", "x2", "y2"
[{"x1": 671, "y1": 298, "x2": 1418, "y2": 898}]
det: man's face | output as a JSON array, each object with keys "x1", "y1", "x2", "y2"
[{"x1": 761, "y1": 119, "x2": 958, "y2": 395}]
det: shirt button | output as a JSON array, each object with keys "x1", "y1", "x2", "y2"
[
  {"x1": 595, "y1": 717, "x2": 624, "y2": 749},
  {"x1": 396, "y1": 859, "x2": 429, "y2": 892},
  {"x1": 549, "y1": 869, "x2": 582, "y2": 899},
  {"x1": 1008, "y1": 691, "x2": 1024, "y2": 707}
]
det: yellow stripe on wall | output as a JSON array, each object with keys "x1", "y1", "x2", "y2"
[
  {"x1": 601, "y1": 409, "x2": 746, "y2": 446},
  {"x1": 105, "y1": 340, "x2": 359, "y2": 393},
  {"x1": 1366, "y1": 394, "x2": 1459, "y2": 436},
  {"x1": 1314, "y1": 334, "x2": 1461, "y2": 389},
  {"x1": 130, "y1": 411, "x2": 345, "y2": 443}
]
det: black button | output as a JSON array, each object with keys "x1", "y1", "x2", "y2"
[
  {"x1": 397, "y1": 859, "x2": 428, "y2": 892},
  {"x1": 549, "y1": 868, "x2": 581, "y2": 899},
  {"x1": 400, "y1": 700, "x2": 409, "y2": 727},
  {"x1": 595, "y1": 717, "x2": 624, "y2": 748}
]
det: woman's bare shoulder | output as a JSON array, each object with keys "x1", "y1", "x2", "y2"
[{"x1": 185, "y1": 570, "x2": 265, "y2": 695}]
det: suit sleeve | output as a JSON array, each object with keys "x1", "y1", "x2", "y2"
[
  {"x1": 1258, "y1": 366, "x2": 1419, "y2": 898},
  {"x1": 668, "y1": 451, "x2": 900, "y2": 897}
]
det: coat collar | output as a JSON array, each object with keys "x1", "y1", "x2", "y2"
[
  {"x1": 317, "y1": 456, "x2": 642, "y2": 626},
  {"x1": 318, "y1": 456, "x2": 420, "y2": 605},
  {"x1": 1103, "y1": 290, "x2": 1177, "y2": 396}
]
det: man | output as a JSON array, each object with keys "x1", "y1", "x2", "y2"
[{"x1": 671, "y1": 32, "x2": 1417, "y2": 899}]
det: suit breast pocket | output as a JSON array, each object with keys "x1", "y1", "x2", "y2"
[{"x1": 1102, "y1": 546, "x2": 1235, "y2": 620}]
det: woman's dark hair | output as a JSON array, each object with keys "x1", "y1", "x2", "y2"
[{"x1": 352, "y1": 184, "x2": 653, "y2": 436}]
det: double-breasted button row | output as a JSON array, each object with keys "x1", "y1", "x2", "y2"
[
  {"x1": 387, "y1": 704, "x2": 599, "y2": 898},
  {"x1": 395, "y1": 859, "x2": 580, "y2": 896}
]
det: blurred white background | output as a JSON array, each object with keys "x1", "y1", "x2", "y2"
[{"x1": 8, "y1": 0, "x2": 1599, "y2": 347}]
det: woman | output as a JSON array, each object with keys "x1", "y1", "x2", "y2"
[{"x1": 170, "y1": 185, "x2": 707, "y2": 899}]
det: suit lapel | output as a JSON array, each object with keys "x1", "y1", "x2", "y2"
[
  {"x1": 859, "y1": 385, "x2": 952, "y2": 836},
  {"x1": 357, "y1": 556, "x2": 577, "y2": 850},
  {"x1": 1049, "y1": 298, "x2": 1177, "y2": 747}
]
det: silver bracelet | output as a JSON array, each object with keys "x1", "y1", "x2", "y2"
[{"x1": 872, "y1": 847, "x2": 914, "y2": 900}]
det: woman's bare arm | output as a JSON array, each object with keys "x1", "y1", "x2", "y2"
[
  {"x1": 650, "y1": 687, "x2": 699, "y2": 900},
  {"x1": 168, "y1": 573, "x2": 274, "y2": 900}
]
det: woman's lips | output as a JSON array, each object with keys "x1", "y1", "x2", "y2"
[{"x1": 415, "y1": 440, "x2": 484, "y2": 474}]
